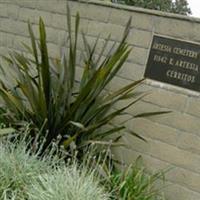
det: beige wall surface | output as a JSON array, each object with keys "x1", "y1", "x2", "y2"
[{"x1": 1, "y1": 0, "x2": 200, "y2": 199}]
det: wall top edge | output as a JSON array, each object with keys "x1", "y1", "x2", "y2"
[{"x1": 77, "y1": 0, "x2": 200, "y2": 23}]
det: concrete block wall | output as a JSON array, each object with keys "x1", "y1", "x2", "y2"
[{"x1": 1, "y1": 0, "x2": 200, "y2": 199}]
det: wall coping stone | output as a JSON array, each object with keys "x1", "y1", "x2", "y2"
[{"x1": 78, "y1": 0, "x2": 200, "y2": 23}]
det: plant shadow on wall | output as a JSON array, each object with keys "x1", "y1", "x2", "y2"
[{"x1": 0, "y1": 5, "x2": 169, "y2": 161}]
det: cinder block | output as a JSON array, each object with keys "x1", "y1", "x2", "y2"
[
  {"x1": 127, "y1": 28, "x2": 152, "y2": 48},
  {"x1": 109, "y1": 9, "x2": 132, "y2": 26},
  {"x1": 75, "y1": 66, "x2": 84, "y2": 82},
  {"x1": 31, "y1": 24, "x2": 40, "y2": 40},
  {"x1": 128, "y1": 46, "x2": 148, "y2": 65},
  {"x1": 112, "y1": 145, "x2": 145, "y2": 166},
  {"x1": 163, "y1": 182, "x2": 200, "y2": 200},
  {"x1": 154, "y1": 16, "x2": 194, "y2": 40},
  {"x1": 125, "y1": 118, "x2": 179, "y2": 146},
  {"x1": 147, "y1": 139, "x2": 200, "y2": 174},
  {"x1": 0, "y1": 4, "x2": 7, "y2": 17},
  {"x1": 32, "y1": 24, "x2": 59, "y2": 43},
  {"x1": 77, "y1": 35, "x2": 106, "y2": 54},
  {"x1": 74, "y1": 3, "x2": 88, "y2": 19},
  {"x1": 0, "y1": 18, "x2": 10, "y2": 32},
  {"x1": 112, "y1": 113, "x2": 133, "y2": 125},
  {"x1": 131, "y1": 12, "x2": 154, "y2": 31},
  {"x1": 122, "y1": 100, "x2": 166, "y2": 117},
  {"x1": 35, "y1": 0, "x2": 76, "y2": 15},
  {"x1": 143, "y1": 89, "x2": 187, "y2": 112},
  {"x1": 150, "y1": 111, "x2": 200, "y2": 136},
  {"x1": 0, "y1": 32, "x2": 14, "y2": 47},
  {"x1": 57, "y1": 30, "x2": 68, "y2": 47},
  {"x1": 0, "y1": 46, "x2": 9, "y2": 56},
  {"x1": 52, "y1": 15, "x2": 89, "y2": 33},
  {"x1": 67, "y1": 1, "x2": 81, "y2": 16},
  {"x1": 186, "y1": 97, "x2": 200, "y2": 118},
  {"x1": 120, "y1": 135, "x2": 200, "y2": 173},
  {"x1": 19, "y1": 8, "x2": 53, "y2": 26},
  {"x1": 7, "y1": 4, "x2": 19, "y2": 20},
  {"x1": 75, "y1": 49, "x2": 83, "y2": 67},
  {"x1": 78, "y1": 3, "x2": 110, "y2": 22},
  {"x1": 118, "y1": 62, "x2": 145, "y2": 81},
  {"x1": 70, "y1": 16, "x2": 89, "y2": 34},
  {"x1": 35, "y1": 0, "x2": 59, "y2": 13},
  {"x1": 47, "y1": 42, "x2": 60, "y2": 59},
  {"x1": 87, "y1": 20, "x2": 125, "y2": 41},
  {"x1": 191, "y1": 24, "x2": 200, "y2": 43},
  {"x1": 45, "y1": 27, "x2": 59, "y2": 44},
  {"x1": 177, "y1": 131, "x2": 200, "y2": 155},
  {"x1": 13, "y1": 35, "x2": 31, "y2": 51},
  {"x1": 52, "y1": 13, "x2": 67, "y2": 30},
  {"x1": 167, "y1": 167, "x2": 200, "y2": 193},
  {"x1": 19, "y1": 8, "x2": 35, "y2": 23},
  {"x1": 106, "y1": 76, "x2": 132, "y2": 92},
  {"x1": 0, "y1": 18, "x2": 28, "y2": 37},
  {"x1": 12, "y1": 0, "x2": 36, "y2": 8}
]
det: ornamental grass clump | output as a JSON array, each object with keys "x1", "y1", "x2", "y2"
[
  {"x1": 0, "y1": 134, "x2": 111, "y2": 200},
  {"x1": 27, "y1": 163, "x2": 110, "y2": 200},
  {"x1": 0, "y1": 137, "x2": 52, "y2": 200}
]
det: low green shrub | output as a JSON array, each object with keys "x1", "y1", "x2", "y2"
[{"x1": 108, "y1": 156, "x2": 166, "y2": 200}]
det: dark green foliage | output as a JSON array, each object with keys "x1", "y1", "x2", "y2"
[
  {"x1": 0, "y1": 6, "x2": 142, "y2": 155},
  {"x1": 113, "y1": 0, "x2": 191, "y2": 15},
  {"x1": 0, "y1": 5, "x2": 168, "y2": 158},
  {"x1": 172, "y1": 0, "x2": 191, "y2": 15}
]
